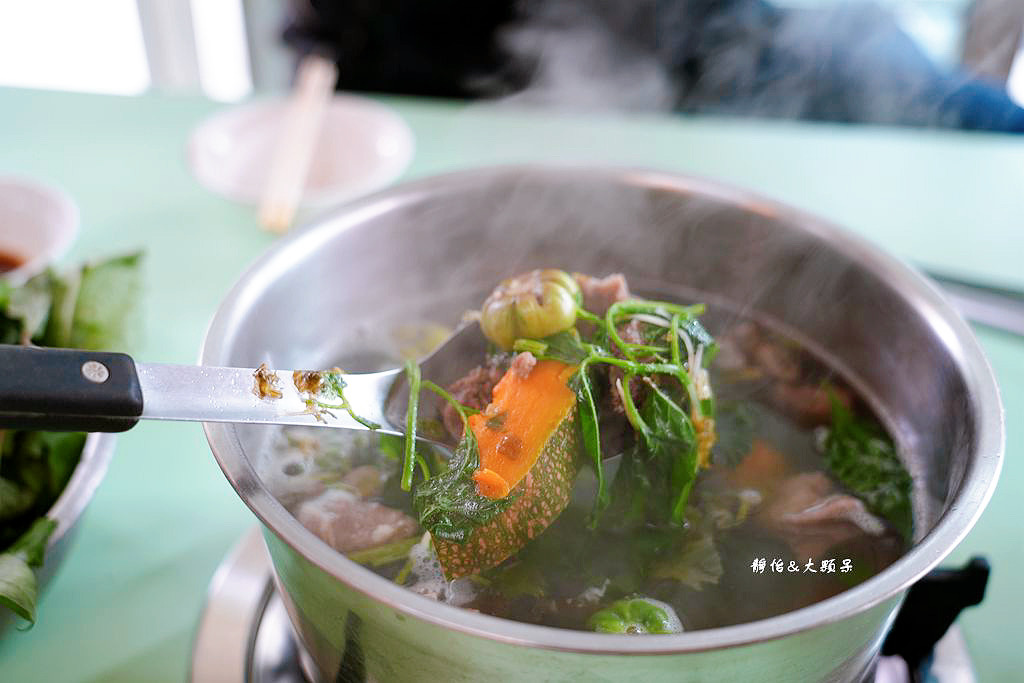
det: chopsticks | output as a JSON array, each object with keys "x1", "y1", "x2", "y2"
[{"x1": 258, "y1": 54, "x2": 339, "y2": 234}]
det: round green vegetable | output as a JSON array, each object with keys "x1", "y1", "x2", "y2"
[
  {"x1": 479, "y1": 269, "x2": 580, "y2": 350},
  {"x1": 588, "y1": 598, "x2": 683, "y2": 635}
]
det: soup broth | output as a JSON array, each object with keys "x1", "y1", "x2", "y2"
[{"x1": 260, "y1": 275, "x2": 910, "y2": 633}]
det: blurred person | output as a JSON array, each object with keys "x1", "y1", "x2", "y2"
[{"x1": 283, "y1": 0, "x2": 1024, "y2": 132}]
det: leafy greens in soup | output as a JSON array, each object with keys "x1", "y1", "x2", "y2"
[{"x1": 263, "y1": 270, "x2": 912, "y2": 633}]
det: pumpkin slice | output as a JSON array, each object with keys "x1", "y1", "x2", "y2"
[{"x1": 434, "y1": 360, "x2": 581, "y2": 578}]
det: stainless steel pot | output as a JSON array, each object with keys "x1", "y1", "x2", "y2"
[{"x1": 201, "y1": 166, "x2": 1003, "y2": 682}]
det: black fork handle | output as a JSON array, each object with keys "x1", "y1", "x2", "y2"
[{"x1": 0, "y1": 344, "x2": 143, "y2": 432}]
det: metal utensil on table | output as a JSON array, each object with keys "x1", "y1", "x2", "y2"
[
  {"x1": 0, "y1": 324, "x2": 484, "y2": 434},
  {"x1": 924, "y1": 270, "x2": 1024, "y2": 338}
]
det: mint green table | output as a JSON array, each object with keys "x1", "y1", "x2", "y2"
[{"x1": 0, "y1": 86, "x2": 1020, "y2": 681}]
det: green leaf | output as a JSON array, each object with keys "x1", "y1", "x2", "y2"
[
  {"x1": 7, "y1": 271, "x2": 55, "y2": 343},
  {"x1": 316, "y1": 371, "x2": 382, "y2": 431},
  {"x1": 43, "y1": 432, "x2": 87, "y2": 497},
  {"x1": 637, "y1": 384, "x2": 698, "y2": 525},
  {"x1": 681, "y1": 318, "x2": 718, "y2": 365},
  {"x1": 412, "y1": 432, "x2": 515, "y2": 544},
  {"x1": 346, "y1": 536, "x2": 419, "y2": 567},
  {"x1": 9, "y1": 518, "x2": 57, "y2": 568},
  {"x1": 536, "y1": 330, "x2": 589, "y2": 365},
  {"x1": 650, "y1": 531, "x2": 723, "y2": 590},
  {"x1": 710, "y1": 400, "x2": 758, "y2": 468},
  {"x1": 41, "y1": 265, "x2": 80, "y2": 349},
  {"x1": 0, "y1": 518, "x2": 58, "y2": 624},
  {"x1": 0, "y1": 478, "x2": 38, "y2": 521},
  {"x1": 7, "y1": 431, "x2": 85, "y2": 500},
  {"x1": 0, "y1": 553, "x2": 38, "y2": 623},
  {"x1": 570, "y1": 365, "x2": 607, "y2": 519},
  {"x1": 484, "y1": 559, "x2": 548, "y2": 599},
  {"x1": 401, "y1": 361, "x2": 421, "y2": 491},
  {"x1": 604, "y1": 445, "x2": 652, "y2": 530},
  {"x1": 823, "y1": 392, "x2": 913, "y2": 541},
  {"x1": 44, "y1": 252, "x2": 143, "y2": 352}
]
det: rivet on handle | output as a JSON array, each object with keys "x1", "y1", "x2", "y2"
[{"x1": 81, "y1": 360, "x2": 110, "y2": 384}]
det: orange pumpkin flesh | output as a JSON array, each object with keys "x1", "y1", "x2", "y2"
[
  {"x1": 468, "y1": 360, "x2": 578, "y2": 498},
  {"x1": 432, "y1": 359, "x2": 581, "y2": 578}
]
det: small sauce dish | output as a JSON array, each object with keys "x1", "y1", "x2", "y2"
[{"x1": 0, "y1": 176, "x2": 79, "y2": 284}]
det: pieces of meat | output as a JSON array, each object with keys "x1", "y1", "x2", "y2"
[
  {"x1": 758, "y1": 471, "x2": 885, "y2": 560},
  {"x1": 509, "y1": 351, "x2": 536, "y2": 379},
  {"x1": 439, "y1": 353, "x2": 535, "y2": 441},
  {"x1": 342, "y1": 464, "x2": 384, "y2": 498},
  {"x1": 718, "y1": 321, "x2": 853, "y2": 427},
  {"x1": 442, "y1": 360, "x2": 506, "y2": 440},
  {"x1": 770, "y1": 384, "x2": 851, "y2": 428},
  {"x1": 296, "y1": 489, "x2": 419, "y2": 554},
  {"x1": 754, "y1": 343, "x2": 801, "y2": 383},
  {"x1": 441, "y1": 353, "x2": 534, "y2": 441},
  {"x1": 575, "y1": 273, "x2": 631, "y2": 315}
]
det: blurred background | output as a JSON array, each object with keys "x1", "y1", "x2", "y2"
[{"x1": 1, "y1": 0, "x2": 1022, "y2": 129}]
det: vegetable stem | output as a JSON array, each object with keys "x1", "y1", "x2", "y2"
[
  {"x1": 346, "y1": 536, "x2": 419, "y2": 567},
  {"x1": 604, "y1": 302, "x2": 638, "y2": 362},
  {"x1": 512, "y1": 338, "x2": 549, "y2": 355},
  {"x1": 402, "y1": 361, "x2": 421, "y2": 491},
  {"x1": 618, "y1": 373, "x2": 648, "y2": 436},
  {"x1": 669, "y1": 314, "x2": 682, "y2": 367},
  {"x1": 317, "y1": 373, "x2": 382, "y2": 430}
]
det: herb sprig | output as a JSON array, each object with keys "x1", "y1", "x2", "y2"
[
  {"x1": 823, "y1": 391, "x2": 913, "y2": 541},
  {"x1": 402, "y1": 363, "x2": 513, "y2": 542},
  {"x1": 400, "y1": 280, "x2": 719, "y2": 544},
  {"x1": 523, "y1": 299, "x2": 718, "y2": 526}
]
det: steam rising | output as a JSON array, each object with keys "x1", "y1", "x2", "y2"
[
  {"x1": 494, "y1": 1, "x2": 675, "y2": 111},
  {"x1": 482, "y1": 0, "x2": 1011, "y2": 129}
]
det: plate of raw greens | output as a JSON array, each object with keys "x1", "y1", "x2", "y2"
[{"x1": 0, "y1": 252, "x2": 141, "y2": 628}]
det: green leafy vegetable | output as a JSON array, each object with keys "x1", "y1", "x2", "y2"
[
  {"x1": 400, "y1": 273, "x2": 718, "y2": 580},
  {"x1": 0, "y1": 518, "x2": 57, "y2": 624},
  {"x1": 823, "y1": 392, "x2": 913, "y2": 541},
  {"x1": 44, "y1": 252, "x2": 142, "y2": 352},
  {"x1": 604, "y1": 385, "x2": 699, "y2": 529},
  {"x1": 637, "y1": 383, "x2": 698, "y2": 524},
  {"x1": 483, "y1": 559, "x2": 548, "y2": 599},
  {"x1": 0, "y1": 272, "x2": 53, "y2": 344},
  {"x1": 412, "y1": 430, "x2": 516, "y2": 543},
  {"x1": 649, "y1": 532, "x2": 723, "y2": 590},
  {"x1": 314, "y1": 371, "x2": 382, "y2": 431},
  {"x1": 570, "y1": 365, "x2": 607, "y2": 516},
  {"x1": 588, "y1": 597, "x2": 682, "y2": 634},
  {"x1": 346, "y1": 536, "x2": 419, "y2": 567},
  {"x1": 0, "y1": 427, "x2": 86, "y2": 547},
  {"x1": 513, "y1": 300, "x2": 716, "y2": 526},
  {"x1": 401, "y1": 360, "x2": 421, "y2": 491},
  {"x1": 1, "y1": 251, "x2": 142, "y2": 625},
  {"x1": 709, "y1": 399, "x2": 758, "y2": 468}
]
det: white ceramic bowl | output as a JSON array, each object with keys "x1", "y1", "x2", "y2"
[
  {"x1": 187, "y1": 94, "x2": 415, "y2": 210},
  {"x1": 0, "y1": 176, "x2": 79, "y2": 285}
]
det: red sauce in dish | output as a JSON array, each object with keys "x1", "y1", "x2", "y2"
[{"x1": 0, "y1": 250, "x2": 25, "y2": 274}]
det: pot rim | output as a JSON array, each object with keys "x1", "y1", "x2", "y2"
[{"x1": 201, "y1": 164, "x2": 1004, "y2": 654}]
